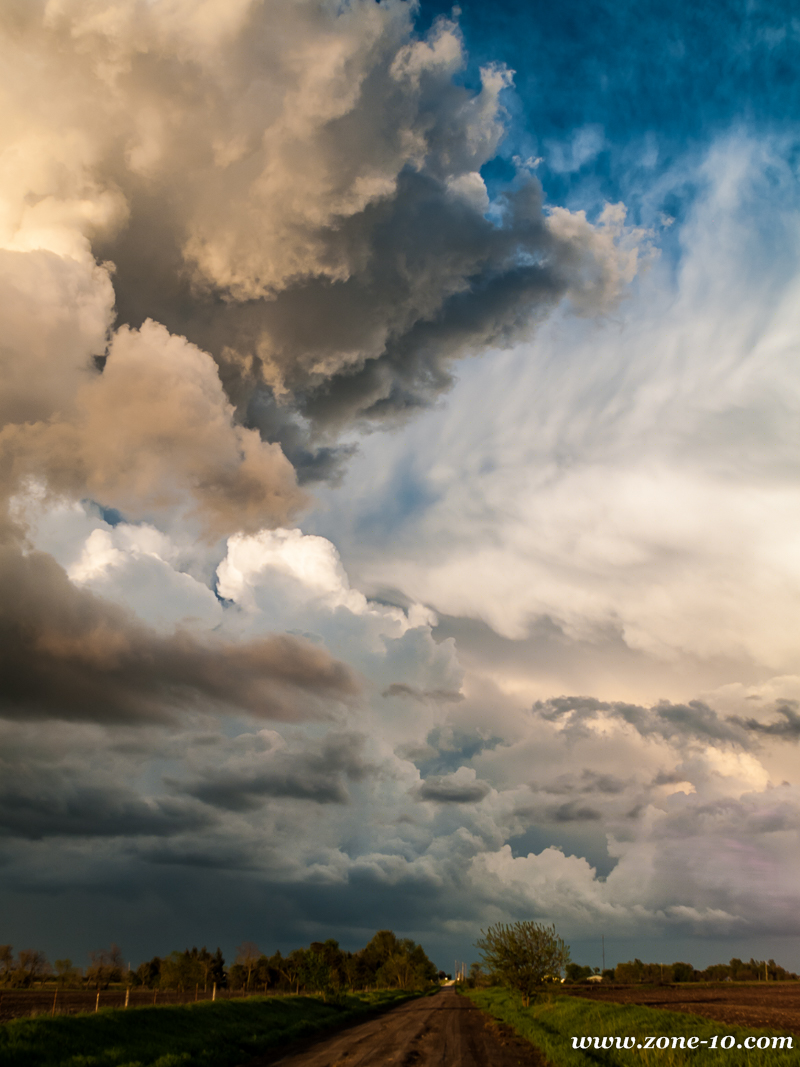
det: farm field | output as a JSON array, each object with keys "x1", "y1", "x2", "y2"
[{"x1": 564, "y1": 982, "x2": 800, "y2": 1035}]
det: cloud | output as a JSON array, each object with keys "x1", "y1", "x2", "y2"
[
  {"x1": 0, "y1": 545, "x2": 358, "y2": 724},
  {"x1": 3, "y1": 319, "x2": 306, "y2": 537},
  {"x1": 177, "y1": 731, "x2": 373, "y2": 810},
  {"x1": 0, "y1": 249, "x2": 113, "y2": 429},
  {"x1": 381, "y1": 682, "x2": 463, "y2": 703},
  {"x1": 0, "y1": 0, "x2": 643, "y2": 462},
  {"x1": 546, "y1": 801, "x2": 603, "y2": 822},
  {"x1": 416, "y1": 768, "x2": 491, "y2": 804},
  {"x1": 0, "y1": 782, "x2": 209, "y2": 842},
  {"x1": 533, "y1": 695, "x2": 749, "y2": 746},
  {"x1": 541, "y1": 770, "x2": 627, "y2": 796},
  {"x1": 733, "y1": 702, "x2": 800, "y2": 740},
  {"x1": 311, "y1": 135, "x2": 800, "y2": 692},
  {"x1": 218, "y1": 527, "x2": 370, "y2": 615}
]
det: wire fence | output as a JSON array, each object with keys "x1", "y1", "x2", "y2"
[{"x1": 0, "y1": 986, "x2": 273, "y2": 1023}]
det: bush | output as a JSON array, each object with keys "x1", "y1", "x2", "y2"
[{"x1": 475, "y1": 922, "x2": 570, "y2": 1007}]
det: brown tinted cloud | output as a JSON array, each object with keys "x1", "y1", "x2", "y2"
[
  {"x1": 1, "y1": 0, "x2": 642, "y2": 476},
  {"x1": 0, "y1": 545, "x2": 358, "y2": 724},
  {"x1": 0, "y1": 4, "x2": 640, "y2": 743}
]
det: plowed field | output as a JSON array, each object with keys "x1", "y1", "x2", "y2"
[{"x1": 566, "y1": 982, "x2": 800, "y2": 1034}]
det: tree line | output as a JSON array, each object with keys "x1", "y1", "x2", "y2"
[
  {"x1": 604, "y1": 957, "x2": 799, "y2": 983},
  {"x1": 466, "y1": 922, "x2": 799, "y2": 1004},
  {"x1": 0, "y1": 931, "x2": 438, "y2": 996}
]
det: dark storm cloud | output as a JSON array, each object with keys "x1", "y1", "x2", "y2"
[
  {"x1": 546, "y1": 801, "x2": 603, "y2": 823},
  {"x1": 536, "y1": 769, "x2": 627, "y2": 796},
  {"x1": 177, "y1": 732, "x2": 373, "y2": 811},
  {"x1": 0, "y1": 783, "x2": 210, "y2": 842},
  {"x1": 0, "y1": 2, "x2": 639, "y2": 550},
  {"x1": 245, "y1": 391, "x2": 357, "y2": 485},
  {"x1": 103, "y1": 154, "x2": 610, "y2": 436},
  {"x1": 534, "y1": 695, "x2": 748, "y2": 745},
  {"x1": 0, "y1": 547, "x2": 359, "y2": 725},
  {"x1": 415, "y1": 774, "x2": 490, "y2": 803},
  {"x1": 404, "y1": 725, "x2": 503, "y2": 778},
  {"x1": 732, "y1": 702, "x2": 800, "y2": 739},
  {"x1": 275, "y1": 175, "x2": 568, "y2": 428},
  {"x1": 44, "y1": 4, "x2": 635, "y2": 443},
  {"x1": 142, "y1": 842, "x2": 261, "y2": 871}
]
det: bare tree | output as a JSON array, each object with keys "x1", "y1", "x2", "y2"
[
  {"x1": 86, "y1": 944, "x2": 124, "y2": 989},
  {"x1": 15, "y1": 949, "x2": 51, "y2": 988},
  {"x1": 54, "y1": 958, "x2": 81, "y2": 988},
  {"x1": 235, "y1": 942, "x2": 260, "y2": 991},
  {"x1": 0, "y1": 946, "x2": 13, "y2": 986}
]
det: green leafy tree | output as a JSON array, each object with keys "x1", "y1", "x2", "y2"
[
  {"x1": 466, "y1": 962, "x2": 488, "y2": 989},
  {"x1": 309, "y1": 939, "x2": 347, "y2": 993},
  {"x1": 565, "y1": 963, "x2": 594, "y2": 982},
  {"x1": 134, "y1": 957, "x2": 162, "y2": 989},
  {"x1": 358, "y1": 930, "x2": 436, "y2": 990},
  {"x1": 160, "y1": 950, "x2": 205, "y2": 991},
  {"x1": 475, "y1": 922, "x2": 570, "y2": 1007},
  {"x1": 210, "y1": 948, "x2": 226, "y2": 988},
  {"x1": 300, "y1": 950, "x2": 332, "y2": 999}
]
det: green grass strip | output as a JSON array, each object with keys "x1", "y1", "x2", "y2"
[
  {"x1": 464, "y1": 987, "x2": 796, "y2": 1066},
  {"x1": 0, "y1": 989, "x2": 419, "y2": 1067}
]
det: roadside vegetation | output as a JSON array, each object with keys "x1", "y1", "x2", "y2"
[
  {"x1": 0, "y1": 988, "x2": 424, "y2": 1067},
  {"x1": 474, "y1": 921, "x2": 570, "y2": 1006},
  {"x1": 464, "y1": 987, "x2": 796, "y2": 1066}
]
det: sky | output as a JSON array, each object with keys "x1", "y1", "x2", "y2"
[{"x1": 2, "y1": 0, "x2": 800, "y2": 976}]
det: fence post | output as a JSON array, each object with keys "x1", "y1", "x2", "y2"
[
  {"x1": 95, "y1": 991, "x2": 100, "y2": 1013},
  {"x1": 125, "y1": 987, "x2": 130, "y2": 1009},
  {"x1": 52, "y1": 990, "x2": 57, "y2": 1016},
  {"x1": 212, "y1": 982, "x2": 216, "y2": 1002}
]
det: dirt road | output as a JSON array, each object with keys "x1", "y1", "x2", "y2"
[{"x1": 253, "y1": 988, "x2": 545, "y2": 1067}]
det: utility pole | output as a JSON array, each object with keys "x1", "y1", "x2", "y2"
[{"x1": 602, "y1": 935, "x2": 605, "y2": 974}]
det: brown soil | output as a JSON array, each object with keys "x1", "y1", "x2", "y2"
[
  {"x1": 249, "y1": 988, "x2": 548, "y2": 1067},
  {"x1": 566, "y1": 982, "x2": 800, "y2": 1035}
]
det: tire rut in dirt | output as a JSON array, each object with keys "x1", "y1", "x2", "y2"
[{"x1": 250, "y1": 989, "x2": 549, "y2": 1067}]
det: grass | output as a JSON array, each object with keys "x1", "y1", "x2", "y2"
[
  {"x1": 464, "y1": 987, "x2": 796, "y2": 1066},
  {"x1": 0, "y1": 989, "x2": 420, "y2": 1067}
]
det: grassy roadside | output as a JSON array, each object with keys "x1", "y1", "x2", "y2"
[
  {"x1": 0, "y1": 989, "x2": 421, "y2": 1067},
  {"x1": 464, "y1": 987, "x2": 796, "y2": 1066}
]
